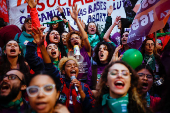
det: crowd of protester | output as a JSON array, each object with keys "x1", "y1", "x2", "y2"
[{"x1": 0, "y1": 0, "x2": 170, "y2": 113}]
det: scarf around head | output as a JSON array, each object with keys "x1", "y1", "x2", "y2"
[{"x1": 102, "y1": 93, "x2": 129, "y2": 113}]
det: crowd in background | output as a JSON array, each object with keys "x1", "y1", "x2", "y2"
[{"x1": 0, "y1": 0, "x2": 170, "y2": 113}]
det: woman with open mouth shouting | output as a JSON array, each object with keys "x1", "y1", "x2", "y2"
[
  {"x1": 26, "y1": 71, "x2": 70, "y2": 113},
  {"x1": 66, "y1": 4, "x2": 92, "y2": 86},
  {"x1": 90, "y1": 61, "x2": 152, "y2": 113},
  {"x1": 25, "y1": 31, "x2": 61, "y2": 70},
  {"x1": 135, "y1": 64, "x2": 161, "y2": 112},
  {"x1": 25, "y1": 26, "x2": 94, "y2": 113},
  {"x1": 91, "y1": 41, "x2": 115, "y2": 90},
  {"x1": 85, "y1": 5, "x2": 113, "y2": 50},
  {"x1": 45, "y1": 29, "x2": 67, "y2": 59},
  {"x1": 0, "y1": 40, "x2": 30, "y2": 76}
]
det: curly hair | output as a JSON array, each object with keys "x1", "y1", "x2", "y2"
[
  {"x1": 0, "y1": 40, "x2": 30, "y2": 76},
  {"x1": 49, "y1": 16, "x2": 65, "y2": 35},
  {"x1": 58, "y1": 56, "x2": 79, "y2": 72},
  {"x1": 21, "y1": 18, "x2": 31, "y2": 32},
  {"x1": 93, "y1": 41, "x2": 115, "y2": 64},
  {"x1": 95, "y1": 61, "x2": 152, "y2": 113},
  {"x1": 66, "y1": 31, "x2": 84, "y2": 50},
  {"x1": 85, "y1": 22, "x2": 100, "y2": 35}
]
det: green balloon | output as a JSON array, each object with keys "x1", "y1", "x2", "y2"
[{"x1": 122, "y1": 49, "x2": 143, "y2": 69}]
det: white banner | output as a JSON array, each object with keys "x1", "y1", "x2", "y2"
[{"x1": 8, "y1": 0, "x2": 128, "y2": 33}]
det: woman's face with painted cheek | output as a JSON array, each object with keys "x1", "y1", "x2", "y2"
[
  {"x1": 107, "y1": 63, "x2": 131, "y2": 98},
  {"x1": 49, "y1": 30, "x2": 60, "y2": 44},
  {"x1": 137, "y1": 69, "x2": 153, "y2": 94},
  {"x1": 52, "y1": 17, "x2": 59, "y2": 29},
  {"x1": 4, "y1": 40, "x2": 21, "y2": 57},
  {"x1": 47, "y1": 44, "x2": 60, "y2": 59},
  {"x1": 98, "y1": 44, "x2": 109, "y2": 64},
  {"x1": 87, "y1": 23, "x2": 97, "y2": 35}
]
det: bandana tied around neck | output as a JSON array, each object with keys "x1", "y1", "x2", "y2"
[
  {"x1": 102, "y1": 93, "x2": 129, "y2": 113},
  {"x1": 0, "y1": 97, "x2": 23, "y2": 113}
]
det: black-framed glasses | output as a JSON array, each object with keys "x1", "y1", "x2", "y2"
[
  {"x1": 0, "y1": 74, "x2": 23, "y2": 82},
  {"x1": 137, "y1": 73, "x2": 153, "y2": 80}
]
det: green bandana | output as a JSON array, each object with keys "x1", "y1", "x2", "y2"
[
  {"x1": 144, "y1": 54, "x2": 155, "y2": 71},
  {"x1": 157, "y1": 32, "x2": 170, "y2": 37},
  {"x1": 88, "y1": 34, "x2": 100, "y2": 49},
  {"x1": 102, "y1": 93, "x2": 129, "y2": 113},
  {"x1": 0, "y1": 98, "x2": 23, "y2": 113},
  {"x1": 53, "y1": 60, "x2": 59, "y2": 69}
]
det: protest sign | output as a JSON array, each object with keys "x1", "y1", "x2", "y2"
[
  {"x1": 7, "y1": 0, "x2": 128, "y2": 32},
  {"x1": 0, "y1": 0, "x2": 9, "y2": 22},
  {"x1": 128, "y1": 0, "x2": 170, "y2": 49}
]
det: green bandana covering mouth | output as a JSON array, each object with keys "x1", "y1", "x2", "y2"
[{"x1": 102, "y1": 93, "x2": 129, "y2": 113}]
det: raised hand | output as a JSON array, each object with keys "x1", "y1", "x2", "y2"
[
  {"x1": 111, "y1": 45, "x2": 123, "y2": 62},
  {"x1": 69, "y1": 4, "x2": 80, "y2": 21},
  {"x1": 63, "y1": 19, "x2": 69, "y2": 24},
  {"x1": 31, "y1": 27, "x2": 44, "y2": 46},
  {"x1": 71, "y1": 78, "x2": 82, "y2": 92},
  {"x1": 78, "y1": 18, "x2": 86, "y2": 29},
  {"x1": 107, "y1": 5, "x2": 113, "y2": 16},
  {"x1": 114, "y1": 16, "x2": 121, "y2": 25},
  {"x1": 26, "y1": 0, "x2": 37, "y2": 8},
  {"x1": 57, "y1": 6, "x2": 64, "y2": 13}
]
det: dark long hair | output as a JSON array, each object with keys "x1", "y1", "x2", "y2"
[
  {"x1": 93, "y1": 41, "x2": 115, "y2": 64},
  {"x1": 85, "y1": 22, "x2": 100, "y2": 35},
  {"x1": 49, "y1": 16, "x2": 65, "y2": 35},
  {"x1": 0, "y1": 40, "x2": 30, "y2": 76},
  {"x1": 96, "y1": 61, "x2": 152, "y2": 113},
  {"x1": 46, "y1": 31, "x2": 67, "y2": 58},
  {"x1": 135, "y1": 64, "x2": 155, "y2": 96}
]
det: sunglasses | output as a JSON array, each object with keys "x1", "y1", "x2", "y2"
[{"x1": 26, "y1": 84, "x2": 56, "y2": 97}]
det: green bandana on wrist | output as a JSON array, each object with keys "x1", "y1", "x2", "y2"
[{"x1": 102, "y1": 93, "x2": 129, "y2": 113}]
